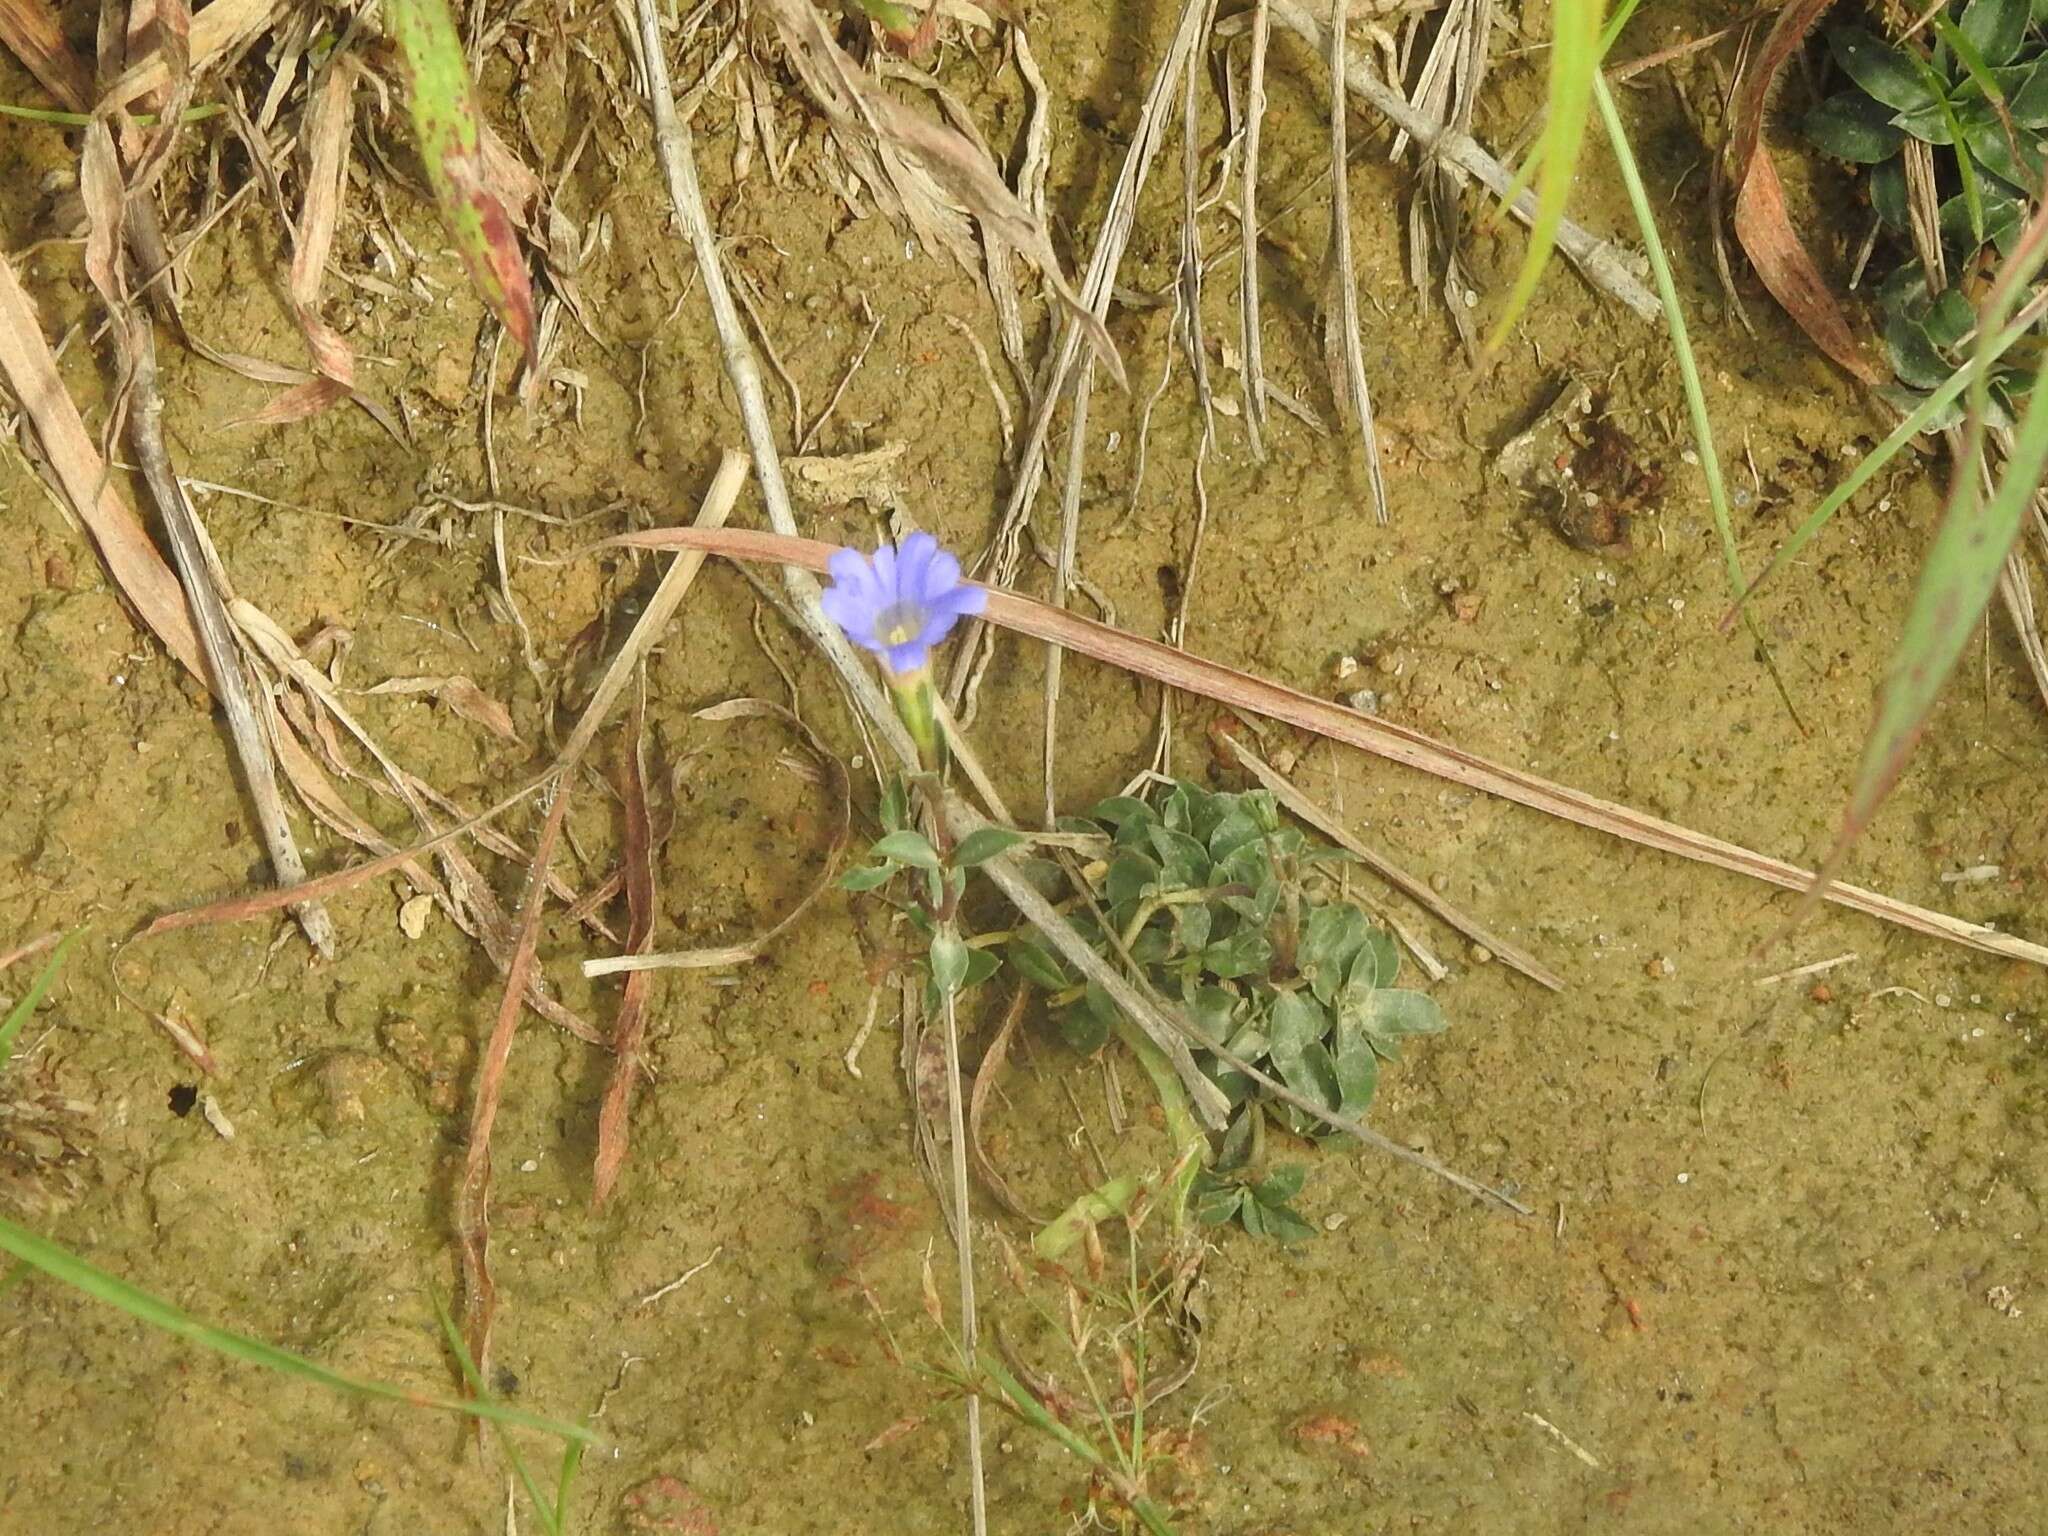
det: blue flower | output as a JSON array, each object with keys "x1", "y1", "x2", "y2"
[{"x1": 820, "y1": 532, "x2": 986, "y2": 677}]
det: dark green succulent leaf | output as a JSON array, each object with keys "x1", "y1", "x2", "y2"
[
  {"x1": 1892, "y1": 100, "x2": 1956, "y2": 145},
  {"x1": 1180, "y1": 782, "x2": 1228, "y2": 843},
  {"x1": 1939, "y1": 182, "x2": 2026, "y2": 256},
  {"x1": 1264, "y1": 989, "x2": 1327, "y2": 1075},
  {"x1": 1922, "y1": 284, "x2": 1979, "y2": 351},
  {"x1": 1871, "y1": 156, "x2": 1910, "y2": 228},
  {"x1": 1215, "y1": 840, "x2": 1274, "y2": 892},
  {"x1": 1239, "y1": 1193, "x2": 1267, "y2": 1237},
  {"x1": 1161, "y1": 784, "x2": 1194, "y2": 834},
  {"x1": 879, "y1": 776, "x2": 909, "y2": 832},
  {"x1": 1347, "y1": 927, "x2": 1400, "y2": 992},
  {"x1": 1058, "y1": 983, "x2": 1117, "y2": 1054},
  {"x1": 1827, "y1": 25, "x2": 1937, "y2": 113},
  {"x1": 1054, "y1": 814, "x2": 1105, "y2": 838},
  {"x1": 1807, "y1": 90, "x2": 1907, "y2": 162},
  {"x1": 2005, "y1": 59, "x2": 2048, "y2": 126},
  {"x1": 1874, "y1": 381, "x2": 1966, "y2": 431},
  {"x1": 1276, "y1": 1039, "x2": 1341, "y2": 1127},
  {"x1": 1960, "y1": 106, "x2": 2046, "y2": 187},
  {"x1": 962, "y1": 946, "x2": 1000, "y2": 987},
  {"x1": 1885, "y1": 304, "x2": 1958, "y2": 388},
  {"x1": 1253, "y1": 1163, "x2": 1307, "y2": 1206},
  {"x1": 1361, "y1": 989, "x2": 1450, "y2": 1060},
  {"x1": 1188, "y1": 983, "x2": 1244, "y2": 1040},
  {"x1": 1145, "y1": 824, "x2": 1212, "y2": 889},
  {"x1": 1174, "y1": 902, "x2": 1213, "y2": 954},
  {"x1": 1216, "y1": 1108, "x2": 1255, "y2": 1171},
  {"x1": 1005, "y1": 937, "x2": 1069, "y2": 990},
  {"x1": 928, "y1": 931, "x2": 970, "y2": 995},
  {"x1": 1332, "y1": 1021, "x2": 1381, "y2": 1117},
  {"x1": 1961, "y1": 0, "x2": 2028, "y2": 68},
  {"x1": 1207, "y1": 810, "x2": 1265, "y2": 864}
]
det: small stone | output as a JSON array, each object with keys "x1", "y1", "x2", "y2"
[
  {"x1": 1345, "y1": 689, "x2": 1380, "y2": 715},
  {"x1": 1676, "y1": 1171, "x2": 1691, "y2": 1185},
  {"x1": 397, "y1": 894, "x2": 433, "y2": 940},
  {"x1": 1809, "y1": 982, "x2": 1834, "y2": 1004},
  {"x1": 1335, "y1": 655, "x2": 1360, "y2": 681},
  {"x1": 1430, "y1": 872, "x2": 1451, "y2": 894},
  {"x1": 1646, "y1": 956, "x2": 1675, "y2": 979},
  {"x1": 1467, "y1": 943, "x2": 1493, "y2": 965}
]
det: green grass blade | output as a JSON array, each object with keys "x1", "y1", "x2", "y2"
[
  {"x1": 1720, "y1": 301, "x2": 2047, "y2": 626},
  {"x1": 0, "y1": 931, "x2": 82, "y2": 1062},
  {"x1": 1488, "y1": 0, "x2": 1607, "y2": 346},
  {"x1": 0, "y1": 1216, "x2": 597, "y2": 1444},
  {"x1": 432, "y1": 1292, "x2": 563, "y2": 1534},
  {"x1": 1818, "y1": 197, "x2": 2048, "y2": 877},
  {"x1": 383, "y1": 0, "x2": 537, "y2": 364}
]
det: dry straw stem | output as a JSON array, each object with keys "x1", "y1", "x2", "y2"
[
  {"x1": 1321, "y1": 0, "x2": 1390, "y2": 524},
  {"x1": 97, "y1": 0, "x2": 271, "y2": 115},
  {"x1": 618, "y1": 527, "x2": 2048, "y2": 973},
  {"x1": 1253, "y1": 0, "x2": 1658, "y2": 322}
]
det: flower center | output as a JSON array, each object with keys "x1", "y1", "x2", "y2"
[{"x1": 875, "y1": 601, "x2": 924, "y2": 648}]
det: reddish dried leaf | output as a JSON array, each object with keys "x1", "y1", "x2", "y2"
[
  {"x1": 593, "y1": 699, "x2": 657, "y2": 1207},
  {"x1": 1726, "y1": 0, "x2": 1884, "y2": 384},
  {"x1": 384, "y1": 0, "x2": 536, "y2": 364}
]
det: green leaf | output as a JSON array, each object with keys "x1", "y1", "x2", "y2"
[
  {"x1": 1252, "y1": 1163, "x2": 1306, "y2": 1206},
  {"x1": 1005, "y1": 938, "x2": 1069, "y2": 990},
  {"x1": 0, "y1": 932, "x2": 80, "y2": 1064},
  {"x1": 1939, "y1": 184, "x2": 2026, "y2": 256},
  {"x1": 1923, "y1": 285, "x2": 1978, "y2": 351},
  {"x1": 1206, "y1": 809, "x2": 1265, "y2": 864},
  {"x1": 1105, "y1": 852, "x2": 1159, "y2": 912},
  {"x1": 1885, "y1": 303, "x2": 1955, "y2": 390},
  {"x1": 952, "y1": 827, "x2": 1024, "y2": 868},
  {"x1": 1173, "y1": 902, "x2": 1213, "y2": 955},
  {"x1": 836, "y1": 864, "x2": 895, "y2": 893},
  {"x1": 1059, "y1": 983, "x2": 1119, "y2": 1054},
  {"x1": 1827, "y1": 26, "x2": 1937, "y2": 114},
  {"x1": 1239, "y1": 1193, "x2": 1267, "y2": 1238},
  {"x1": 1361, "y1": 989, "x2": 1449, "y2": 1044},
  {"x1": 1265, "y1": 991, "x2": 1328, "y2": 1076},
  {"x1": 1275, "y1": 1039, "x2": 1341, "y2": 1121},
  {"x1": 1806, "y1": 91, "x2": 1907, "y2": 162},
  {"x1": 1871, "y1": 156, "x2": 1909, "y2": 230},
  {"x1": 1215, "y1": 1109, "x2": 1255, "y2": 1172},
  {"x1": 1194, "y1": 1182, "x2": 1245, "y2": 1226},
  {"x1": 1200, "y1": 929, "x2": 1272, "y2": 980},
  {"x1": 1823, "y1": 288, "x2": 2048, "y2": 891},
  {"x1": 1145, "y1": 824, "x2": 1211, "y2": 889},
  {"x1": 1332, "y1": 1021, "x2": 1381, "y2": 1117},
  {"x1": 1260, "y1": 1204, "x2": 1319, "y2": 1244},
  {"x1": 1960, "y1": 0, "x2": 2028, "y2": 68},
  {"x1": 1298, "y1": 905, "x2": 1368, "y2": 1004},
  {"x1": 872, "y1": 830, "x2": 940, "y2": 869},
  {"x1": 1891, "y1": 100, "x2": 1956, "y2": 145},
  {"x1": 384, "y1": 0, "x2": 536, "y2": 364},
  {"x1": 928, "y1": 931, "x2": 970, "y2": 995},
  {"x1": 962, "y1": 946, "x2": 1000, "y2": 988},
  {"x1": 2001, "y1": 59, "x2": 2048, "y2": 127},
  {"x1": 879, "y1": 776, "x2": 909, "y2": 832}
]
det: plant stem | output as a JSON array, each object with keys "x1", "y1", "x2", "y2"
[{"x1": 939, "y1": 959, "x2": 988, "y2": 1536}]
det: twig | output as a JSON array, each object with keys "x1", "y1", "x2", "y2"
[
  {"x1": 130, "y1": 324, "x2": 335, "y2": 958},
  {"x1": 1752, "y1": 952, "x2": 1856, "y2": 986},
  {"x1": 939, "y1": 976, "x2": 988, "y2": 1536},
  {"x1": 1043, "y1": 355, "x2": 1093, "y2": 829},
  {"x1": 636, "y1": 1244, "x2": 723, "y2": 1307}
]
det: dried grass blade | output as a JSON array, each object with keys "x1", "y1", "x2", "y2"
[
  {"x1": 1321, "y1": 0, "x2": 1388, "y2": 522},
  {"x1": 591, "y1": 695, "x2": 655, "y2": 1208},
  {"x1": 616, "y1": 527, "x2": 2048, "y2": 971},
  {"x1": 287, "y1": 55, "x2": 358, "y2": 386},
  {"x1": 0, "y1": 249, "x2": 204, "y2": 679},
  {"x1": 0, "y1": 0, "x2": 93, "y2": 110},
  {"x1": 966, "y1": 989, "x2": 1040, "y2": 1221},
  {"x1": 385, "y1": 0, "x2": 537, "y2": 364},
  {"x1": 458, "y1": 779, "x2": 571, "y2": 1382},
  {"x1": 97, "y1": 0, "x2": 269, "y2": 114}
]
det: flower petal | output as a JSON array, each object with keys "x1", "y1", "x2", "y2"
[
  {"x1": 872, "y1": 540, "x2": 898, "y2": 594},
  {"x1": 896, "y1": 531, "x2": 939, "y2": 600},
  {"x1": 884, "y1": 637, "x2": 929, "y2": 675}
]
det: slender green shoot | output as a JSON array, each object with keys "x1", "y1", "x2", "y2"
[
  {"x1": 433, "y1": 1293, "x2": 586, "y2": 1536},
  {"x1": 0, "y1": 1216, "x2": 598, "y2": 1444},
  {"x1": 1721, "y1": 296, "x2": 2048, "y2": 627},
  {"x1": 0, "y1": 102, "x2": 225, "y2": 127},
  {"x1": 1488, "y1": 0, "x2": 1608, "y2": 347},
  {"x1": 0, "y1": 931, "x2": 82, "y2": 1061}
]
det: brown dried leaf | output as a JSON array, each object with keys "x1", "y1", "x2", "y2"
[
  {"x1": 367, "y1": 674, "x2": 521, "y2": 743},
  {"x1": 593, "y1": 699, "x2": 657, "y2": 1207},
  {"x1": 0, "y1": 0, "x2": 93, "y2": 110},
  {"x1": 1725, "y1": 0, "x2": 1884, "y2": 384}
]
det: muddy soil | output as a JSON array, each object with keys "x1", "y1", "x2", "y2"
[{"x1": 2, "y1": 5, "x2": 2044, "y2": 1533}]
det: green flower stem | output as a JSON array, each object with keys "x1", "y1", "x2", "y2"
[{"x1": 887, "y1": 669, "x2": 944, "y2": 774}]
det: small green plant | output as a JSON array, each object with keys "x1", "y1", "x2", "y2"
[{"x1": 1805, "y1": 2, "x2": 2048, "y2": 414}]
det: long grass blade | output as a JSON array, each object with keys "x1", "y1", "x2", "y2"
[
  {"x1": 0, "y1": 1216, "x2": 597, "y2": 1442},
  {"x1": 1488, "y1": 0, "x2": 1603, "y2": 345},
  {"x1": 0, "y1": 930, "x2": 80, "y2": 1060}
]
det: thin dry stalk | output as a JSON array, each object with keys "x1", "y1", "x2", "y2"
[
  {"x1": 592, "y1": 693, "x2": 656, "y2": 1207},
  {"x1": 130, "y1": 320, "x2": 336, "y2": 957},
  {"x1": 1321, "y1": 2, "x2": 1389, "y2": 523},
  {"x1": 622, "y1": 527, "x2": 2048, "y2": 973},
  {"x1": 1238, "y1": 0, "x2": 1271, "y2": 454},
  {"x1": 0, "y1": 0, "x2": 93, "y2": 109},
  {"x1": 1042, "y1": 356, "x2": 1093, "y2": 829},
  {"x1": 939, "y1": 977, "x2": 987, "y2": 1536}
]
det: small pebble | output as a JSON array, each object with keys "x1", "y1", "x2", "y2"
[
  {"x1": 1676, "y1": 1172, "x2": 1691, "y2": 1185},
  {"x1": 1467, "y1": 943, "x2": 1493, "y2": 965}
]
